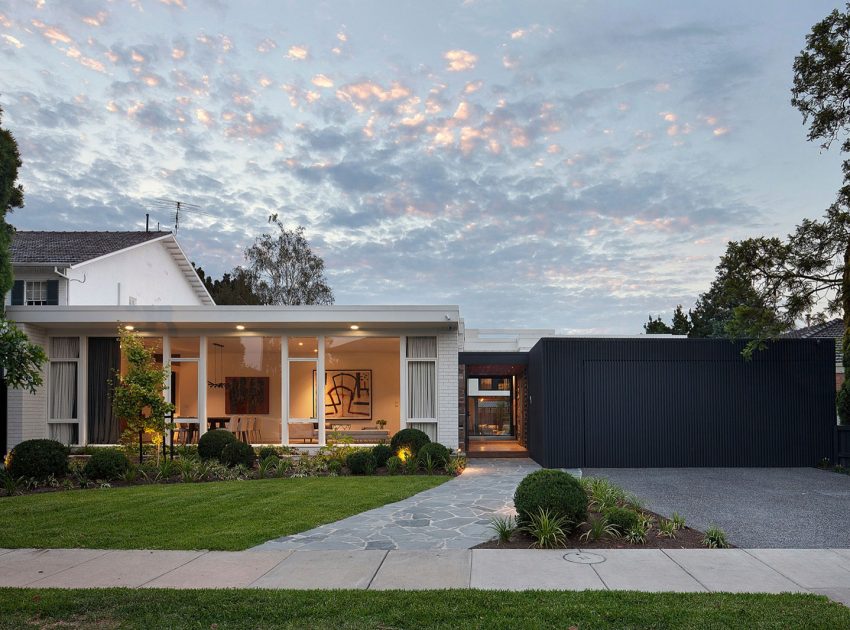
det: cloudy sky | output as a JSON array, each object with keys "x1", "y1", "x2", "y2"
[{"x1": 0, "y1": 0, "x2": 844, "y2": 332}]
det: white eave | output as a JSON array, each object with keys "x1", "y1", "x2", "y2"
[{"x1": 5, "y1": 304, "x2": 461, "y2": 334}]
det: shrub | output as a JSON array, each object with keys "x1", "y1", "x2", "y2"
[
  {"x1": 523, "y1": 507, "x2": 569, "y2": 549},
  {"x1": 513, "y1": 469, "x2": 587, "y2": 529},
  {"x1": 604, "y1": 506, "x2": 640, "y2": 535},
  {"x1": 7, "y1": 439, "x2": 69, "y2": 481},
  {"x1": 389, "y1": 428, "x2": 431, "y2": 456},
  {"x1": 488, "y1": 516, "x2": 516, "y2": 543},
  {"x1": 372, "y1": 444, "x2": 392, "y2": 468},
  {"x1": 83, "y1": 449, "x2": 130, "y2": 481},
  {"x1": 346, "y1": 450, "x2": 377, "y2": 475},
  {"x1": 219, "y1": 441, "x2": 256, "y2": 468},
  {"x1": 327, "y1": 459, "x2": 343, "y2": 475},
  {"x1": 417, "y1": 442, "x2": 450, "y2": 468},
  {"x1": 386, "y1": 455, "x2": 402, "y2": 474},
  {"x1": 257, "y1": 447, "x2": 280, "y2": 461},
  {"x1": 198, "y1": 430, "x2": 237, "y2": 461},
  {"x1": 703, "y1": 525, "x2": 730, "y2": 549}
]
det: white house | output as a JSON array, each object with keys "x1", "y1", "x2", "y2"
[{"x1": 6, "y1": 230, "x2": 213, "y2": 307}]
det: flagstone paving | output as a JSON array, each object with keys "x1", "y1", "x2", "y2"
[{"x1": 252, "y1": 458, "x2": 544, "y2": 551}]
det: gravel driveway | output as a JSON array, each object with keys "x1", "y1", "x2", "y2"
[{"x1": 583, "y1": 468, "x2": 850, "y2": 548}]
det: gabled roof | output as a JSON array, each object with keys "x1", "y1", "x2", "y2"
[
  {"x1": 10, "y1": 230, "x2": 214, "y2": 306},
  {"x1": 11, "y1": 231, "x2": 171, "y2": 266},
  {"x1": 782, "y1": 318, "x2": 843, "y2": 340}
]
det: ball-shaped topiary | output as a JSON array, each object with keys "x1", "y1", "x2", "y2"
[
  {"x1": 220, "y1": 441, "x2": 256, "y2": 468},
  {"x1": 83, "y1": 449, "x2": 130, "y2": 481},
  {"x1": 513, "y1": 469, "x2": 588, "y2": 527},
  {"x1": 389, "y1": 428, "x2": 431, "y2": 457},
  {"x1": 346, "y1": 450, "x2": 377, "y2": 475},
  {"x1": 257, "y1": 446, "x2": 280, "y2": 461},
  {"x1": 417, "y1": 442, "x2": 451, "y2": 467},
  {"x1": 198, "y1": 430, "x2": 238, "y2": 461},
  {"x1": 603, "y1": 506, "x2": 640, "y2": 534},
  {"x1": 371, "y1": 444, "x2": 392, "y2": 468},
  {"x1": 7, "y1": 439, "x2": 69, "y2": 480}
]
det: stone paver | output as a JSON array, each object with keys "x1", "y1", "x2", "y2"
[
  {"x1": 145, "y1": 550, "x2": 292, "y2": 589},
  {"x1": 584, "y1": 468, "x2": 850, "y2": 548},
  {"x1": 29, "y1": 550, "x2": 205, "y2": 588},
  {"x1": 592, "y1": 549, "x2": 705, "y2": 592},
  {"x1": 470, "y1": 549, "x2": 604, "y2": 590},
  {"x1": 370, "y1": 550, "x2": 470, "y2": 590},
  {"x1": 253, "y1": 458, "x2": 541, "y2": 551},
  {"x1": 0, "y1": 549, "x2": 112, "y2": 587},
  {"x1": 664, "y1": 549, "x2": 807, "y2": 593},
  {"x1": 251, "y1": 550, "x2": 386, "y2": 589}
]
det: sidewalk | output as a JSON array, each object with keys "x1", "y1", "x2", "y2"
[{"x1": 1, "y1": 547, "x2": 848, "y2": 605}]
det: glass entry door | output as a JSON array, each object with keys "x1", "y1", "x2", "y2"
[{"x1": 468, "y1": 376, "x2": 514, "y2": 438}]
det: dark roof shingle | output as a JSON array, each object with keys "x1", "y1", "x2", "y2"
[
  {"x1": 11, "y1": 231, "x2": 170, "y2": 265},
  {"x1": 783, "y1": 318, "x2": 844, "y2": 340}
]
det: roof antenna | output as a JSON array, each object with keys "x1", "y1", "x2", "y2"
[
  {"x1": 145, "y1": 213, "x2": 150, "y2": 233},
  {"x1": 151, "y1": 198, "x2": 201, "y2": 234}
]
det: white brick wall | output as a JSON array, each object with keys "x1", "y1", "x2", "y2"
[
  {"x1": 6, "y1": 323, "x2": 48, "y2": 452},
  {"x1": 437, "y1": 329, "x2": 459, "y2": 450}
]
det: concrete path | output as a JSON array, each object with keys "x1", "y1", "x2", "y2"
[
  {"x1": 253, "y1": 458, "x2": 541, "y2": 551},
  {"x1": 1, "y1": 547, "x2": 849, "y2": 606},
  {"x1": 584, "y1": 468, "x2": 850, "y2": 548}
]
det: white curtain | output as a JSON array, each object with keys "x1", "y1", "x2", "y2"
[
  {"x1": 407, "y1": 336, "x2": 436, "y2": 358},
  {"x1": 408, "y1": 361, "x2": 436, "y2": 419},
  {"x1": 49, "y1": 423, "x2": 77, "y2": 445},
  {"x1": 51, "y1": 337, "x2": 79, "y2": 359},
  {"x1": 408, "y1": 422, "x2": 437, "y2": 441},
  {"x1": 50, "y1": 362, "x2": 77, "y2": 420}
]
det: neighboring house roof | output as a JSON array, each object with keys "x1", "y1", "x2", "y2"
[
  {"x1": 783, "y1": 318, "x2": 843, "y2": 368},
  {"x1": 11, "y1": 231, "x2": 170, "y2": 266},
  {"x1": 782, "y1": 318, "x2": 844, "y2": 340},
  {"x1": 10, "y1": 230, "x2": 214, "y2": 306}
]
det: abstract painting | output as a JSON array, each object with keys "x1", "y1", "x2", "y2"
[{"x1": 318, "y1": 369, "x2": 372, "y2": 420}]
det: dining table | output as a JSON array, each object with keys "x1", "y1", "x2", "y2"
[{"x1": 206, "y1": 416, "x2": 231, "y2": 430}]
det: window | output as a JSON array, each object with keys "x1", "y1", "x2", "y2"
[
  {"x1": 406, "y1": 336, "x2": 437, "y2": 420},
  {"x1": 10, "y1": 280, "x2": 59, "y2": 306},
  {"x1": 26, "y1": 281, "x2": 48, "y2": 305},
  {"x1": 49, "y1": 337, "x2": 80, "y2": 445}
]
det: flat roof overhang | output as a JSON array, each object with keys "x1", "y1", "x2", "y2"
[
  {"x1": 5, "y1": 305, "x2": 461, "y2": 335},
  {"x1": 459, "y1": 351, "x2": 529, "y2": 366}
]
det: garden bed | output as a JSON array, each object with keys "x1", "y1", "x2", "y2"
[{"x1": 475, "y1": 508, "x2": 710, "y2": 550}]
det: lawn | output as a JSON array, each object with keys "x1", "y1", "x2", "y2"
[
  {"x1": 0, "y1": 476, "x2": 447, "y2": 551},
  {"x1": 0, "y1": 589, "x2": 847, "y2": 629}
]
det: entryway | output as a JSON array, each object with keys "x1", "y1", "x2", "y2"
[{"x1": 460, "y1": 356, "x2": 529, "y2": 458}]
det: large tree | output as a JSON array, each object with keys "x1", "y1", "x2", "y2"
[
  {"x1": 0, "y1": 105, "x2": 23, "y2": 296},
  {"x1": 244, "y1": 215, "x2": 334, "y2": 306},
  {"x1": 0, "y1": 104, "x2": 47, "y2": 393},
  {"x1": 194, "y1": 264, "x2": 263, "y2": 305},
  {"x1": 643, "y1": 305, "x2": 692, "y2": 335}
]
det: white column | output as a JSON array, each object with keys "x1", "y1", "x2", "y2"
[
  {"x1": 317, "y1": 334, "x2": 325, "y2": 446},
  {"x1": 198, "y1": 335, "x2": 207, "y2": 437},
  {"x1": 281, "y1": 335, "x2": 288, "y2": 446},
  {"x1": 399, "y1": 336, "x2": 407, "y2": 430}
]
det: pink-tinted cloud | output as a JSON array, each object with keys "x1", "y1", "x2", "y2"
[{"x1": 444, "y1": 49, "x2": 477, "y2": 72}]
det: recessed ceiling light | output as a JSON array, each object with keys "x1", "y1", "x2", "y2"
[
  {"x1": 236, "y1": 324, "x2": 245, "y2": 330},
  {"x1": 298, "y1": 342, "x2": 304, "y2": 346},
  {"x1": 350, "y1": 324, "x2": 360, "y2": 330},
  {"x1": 313, "y1": 348, "x2": 318, "y2": 353},
  {"x1": 124, "y1": 325, "x2": 135, "y2": 331}
]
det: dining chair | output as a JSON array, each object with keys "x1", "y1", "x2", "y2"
[{"x1": 248, "y1": 417, "x2": 259, "y2": 443}]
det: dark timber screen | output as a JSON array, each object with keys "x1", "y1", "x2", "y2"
[{"x1": 527, "y1": 337, "x2": 835, "y2": 468}]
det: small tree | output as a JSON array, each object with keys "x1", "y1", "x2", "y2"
[
  {"x1": 0, "y1": 319, "x2": 47, "y2": 393},
  {"x1": 112, "y1": 329, "x2": 174, "y2": 463}
]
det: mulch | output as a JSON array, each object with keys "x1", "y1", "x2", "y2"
[{"x1": 473, "y1": 509, "x2": 715, "y2": 550}]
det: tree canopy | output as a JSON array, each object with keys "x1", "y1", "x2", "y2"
[
  {"x1": 0, "y1": 104, "x2": 24, "y2": 297},
  {"x1": 194, "y1": 264, "x2": 263, "y2": 305},
  {"x1": 243, "y1": 215, "x2": 333, "y2": 306}
]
